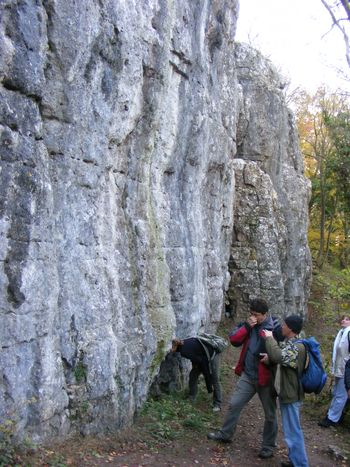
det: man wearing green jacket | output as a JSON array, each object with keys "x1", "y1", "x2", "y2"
[{"x1": 262, "y1": 315, "x2": 309, "y2": 467}]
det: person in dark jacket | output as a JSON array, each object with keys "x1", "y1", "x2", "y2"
[
  {"x1": 172, "y1": 337, "x2": 222, "y2": 411},
  {"x1": 207, "y1": 298, "x2": 277, "y2": 460},
  {"x1": 345, "y1": 358, "x2": 350, "y2": 397},
  {"x1": 262, "y1": 315, "x2": 309, "y2": 467}
]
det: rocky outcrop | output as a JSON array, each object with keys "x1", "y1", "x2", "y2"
[
  {"x1": 0, "y1": 1, "x2": 310, "y2": 442},
  {"x1": 154, "y1": 45, "x2": 312, "y2": 396},
  {"x1": 226, "y1": 45, "x2": 312, "y2": 320}
]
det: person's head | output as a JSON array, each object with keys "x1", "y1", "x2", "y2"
[
  {"x1": 249, "y1": 298, "x2": 268, "y2": 324},
  {"x1": 340, "y1": 315, "x2": 350, "y2": 328},
  {"x1": 282, "y1": 315, "x2": 303, "y2": 337},
  {"x1": 171, "y1": 338, "x2": 183, "y2": 352}
]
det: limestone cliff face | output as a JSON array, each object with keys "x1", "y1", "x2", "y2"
[{"x1": 0, "y1": 1, "x2": 310, "y2": 442}]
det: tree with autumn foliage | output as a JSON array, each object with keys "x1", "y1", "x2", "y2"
[
  {"x1": 292, "y1": 87, "x2": 350, "y2": 268},
  {"x1": 323, "y1": 109, "x2": 350, "y2": 266}
]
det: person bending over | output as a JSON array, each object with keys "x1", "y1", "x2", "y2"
[{"x1": 172, "y1": 336, "x2": 222, "y2": 412}]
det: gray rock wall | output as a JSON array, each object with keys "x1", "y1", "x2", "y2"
[
  {"x1": 0, "y1": 0, "x2": 238, "y2": 441},
  {"x1": 0, "y1": 1, "x2": 311, "y2": 442}
]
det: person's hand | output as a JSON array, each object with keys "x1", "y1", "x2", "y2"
[
  {"x1": 247, "y1": 315, "x2": 257, "y2": 327},
  {"x1": 261, "y1": 329, "x2": 273, "y2": 339},
  {"x1": 259, "y1": 353, "x2": 268, "y2": 364},
  {"x1": 348, "y1": 388, "x2": 350, "y2": 398}
]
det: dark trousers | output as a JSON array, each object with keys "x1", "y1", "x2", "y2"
[
  {"x1": 189, "y1": 354, "x2": 222, "y2": 407},
  {"x1": 220, "y1": 371, "x2": 277, "y2": 450}
]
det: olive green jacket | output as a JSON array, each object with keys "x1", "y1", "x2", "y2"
[{"x1": 265, "y1": 336, "x2": 306, "y2": 404}]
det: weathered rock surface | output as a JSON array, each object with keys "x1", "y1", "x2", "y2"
[
  {"x1": 226, "y1": 45, "x2": 312, "y2": 320},
  {"x1": 0, "y1": 0, "x2": 310, "y2": 442}
]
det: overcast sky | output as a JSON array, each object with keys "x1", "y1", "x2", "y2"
[{"x1": 235, "y1": 0, "x2": 350, "y2": 93}]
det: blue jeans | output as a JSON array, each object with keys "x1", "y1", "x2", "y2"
[
  {"x1": 280, "y1": 401, "x2": 309, "y2": 467},
  {"x1": 328, "y1": 376, "x2": 348, "y2": 422}
]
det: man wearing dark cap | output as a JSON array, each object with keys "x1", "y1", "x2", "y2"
[{"x1": 262, "y1": 315, "x2": 309, "y2": 467}]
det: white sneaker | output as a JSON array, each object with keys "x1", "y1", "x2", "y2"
[{"x1": 212, "y1": 406, "x2": 221, "y2": 412}]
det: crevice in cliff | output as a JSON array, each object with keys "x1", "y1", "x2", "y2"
[
  {"x1": 170, "y1": 49, "x2": 192, "y2": 66},
  {"x1": 0, "y1": 373, "x2": 15, "y2": 404},
  {"x1": 41, "y1": 113, "x2": 72, "y2": 124},
  {"x1": 2, "y1": 79, "x2": 42, "y2": 105},
  {"x1": 62, "y1": 346, "x2": 91, "y2": 429},
  {"x1": 169, "y1": 60, "x2": 189, "y2": 80}
]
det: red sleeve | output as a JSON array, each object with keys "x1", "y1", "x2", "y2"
[{"x1": 229, "y1": 324, "x2": 250, "y2": 347}]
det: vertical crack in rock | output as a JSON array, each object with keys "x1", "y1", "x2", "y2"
[{"x1": 4, "y1": 166, "x2": 37, "y2": 308}]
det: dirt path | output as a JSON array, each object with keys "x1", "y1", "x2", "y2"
[
  {"x1": 26, "y1": 333, "x2": 350, "y2": 467},
  {"x1": 28, "y1": 385, "x2": 350, "y2": 467}
]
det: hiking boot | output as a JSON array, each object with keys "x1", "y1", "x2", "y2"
[
  {"x1": 281, "y1": 462, "x2": 293, "y2": 467},
  {"x1": 207, "y1": 431, "x2": 231, "y2": 443},
  {"x1": 318, "y1": 416, "x2": 338, "y2": 428},
  {"x1": 258, "y1": 447, "x2": 273, "y2": 459},
  {"x1": 212, "y1": 406, "x2": 221, "y2": 413}
]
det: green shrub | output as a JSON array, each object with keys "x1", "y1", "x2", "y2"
[
  {"x1": 140, "y1": 390, "x2": 214, "y2": 442},
  {"x1": 0, "y1": 419, "x2": 17, "y2": 467}
]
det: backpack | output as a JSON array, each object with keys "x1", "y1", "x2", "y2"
[
  {"x1": 296, "y1": 337, "x2": 327, "y2": 394},
  {"x1": 196, "y1": 333, "x2": 228, "y2": 354}
]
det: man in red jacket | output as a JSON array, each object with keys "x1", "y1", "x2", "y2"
[{"x1": 207, "y1": 298, "x2": 277, "y2": 460}]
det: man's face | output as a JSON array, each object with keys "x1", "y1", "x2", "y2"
[
  {"x1": 250, "y1": 311, "x2": 266, "y2": 325},
  {"x1": 281, "y1": 322, "x2": 291, "y2": 337}
]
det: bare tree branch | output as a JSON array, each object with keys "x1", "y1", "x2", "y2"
[{"x1": 321, "y1": 0, "x2": 350, "y2": 68}]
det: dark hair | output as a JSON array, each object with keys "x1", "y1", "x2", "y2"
[
  {"x1": 285, "y1": 315, "x2": 303, "y2": 334},
  {"x1": 171, "y1": 338, "x2": 183, "y2": 352},
  {"x1": 249, "y1": 298, "x2": 268, "y2": 314}
]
